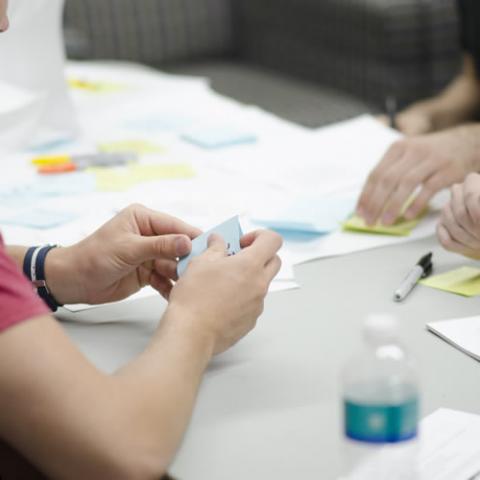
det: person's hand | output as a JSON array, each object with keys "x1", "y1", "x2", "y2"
[
  {"x1": 356, "y1": 126, "x2": 480, "y2": 226},
  {"x1": 377, "y1": 101, "x2": 436, "y2": 136},
  {"x1": 46, "y1": 204, "x2": 202, "y2": 305},
  {"x1": 166, "y1": 230, "x2": 282, "y2": 355},
  {"x1": 437, "y1": 173, "x2": 480, "y2": 259},
  {"x1": 394, "y1": 102, "x2": 437, "y2": 136}
]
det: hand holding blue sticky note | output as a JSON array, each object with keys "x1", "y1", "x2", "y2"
[{"x1": 177, "y1": 216, "x2": 243, "y2": 277}]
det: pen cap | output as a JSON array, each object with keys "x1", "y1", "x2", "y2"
[{"x1": 363, "y1": 314, "x2": 399, "y2": 346}]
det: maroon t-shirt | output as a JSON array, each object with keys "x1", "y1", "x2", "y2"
[{"x1": 0, "y1": 235, "x2": 48, "y2": 332}]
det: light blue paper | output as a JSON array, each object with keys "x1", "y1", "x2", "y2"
[
  {"x1": 253, "y1": 196, "x2": 356, "y2": 234},
  {"x1": 0, "y1": 173, "x2": 96, "y2": 209},
  {"x1": 177, "y1": 216, "x2": 243, "y2": 277},
  {"x1": 127, "y1": 113, "x2": 195, "y2": 133},
  {"x1": 181, "y1": 126, "x2": 257, "y2": 149},
  {"x1": 0, "y1": 208, "x2": 79, "y2": 229},
  {"x1": 30, "y1": 172, "x2": 96, "y2": 196}
]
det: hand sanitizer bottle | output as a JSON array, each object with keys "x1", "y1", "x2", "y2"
[{"x1": 341, "y1": 314, "x2": 420, "y2": 480}]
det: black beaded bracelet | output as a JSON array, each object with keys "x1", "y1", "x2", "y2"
[{"x1": 23, "y1": 245, "x2": 63, "y2": 312}]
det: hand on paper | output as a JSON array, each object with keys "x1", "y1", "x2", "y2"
[
  {"x1": 168, "y1": 230, "x2": 282, "y2": 355},
  {"x1": 357, "y1": 126, "x2": 480, "y2": 226},
  {"x1": 45, "y1": 204, "x2": 202, "y2": 305},
  {"x1": 437, "y1": 173, "x2": 480, "y2": 260}
]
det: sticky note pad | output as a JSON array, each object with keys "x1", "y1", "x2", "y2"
[
  {"x1": 343, "y1": 214, "x2": 422, "y2": 236},
  {"x1": 177, "y1": 216, "x2": 243, "y2": 277},
  {"x1": 0, "y1": 209, "x2": 78, "y2": 229},
  {"x1": 181, "y1": 126, "x2": 257, "y2": 149},
  {"x1": 420, "y1": 266, "x2": 480, "y2": 297},
  {"x1": 99, "y1": 140, "x2": 166, "y2": 155},
  {"x1": 254, "y1": 196, "x2": 356, "y2": 234},
  {"x1": 91, "y1": 164, "x2": 196, "y2": 192}
]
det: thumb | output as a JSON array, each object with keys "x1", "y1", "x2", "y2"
[
  {"x1": 132, "y1": 234, "x2": 192, "y2": 263},
  {"x1": 202, "y1": 233, "x2": 227, "y2": 259}
]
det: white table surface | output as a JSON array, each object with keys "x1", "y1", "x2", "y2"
[{"x1": 57, "y1": 235, "x2": 480, "y2": 480}]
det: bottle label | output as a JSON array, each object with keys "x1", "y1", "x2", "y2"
[{"x1": 344, "y1": 397, "x2": 418, "y2": 443}]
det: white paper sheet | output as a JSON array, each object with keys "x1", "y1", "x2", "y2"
[
  {"x1": 427, "y1": 315, "x2": 480, "y2": 362},
  {"x1": 341, "y1": 408, "x2": 480, "y2": 480}
]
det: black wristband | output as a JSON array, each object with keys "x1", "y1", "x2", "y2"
[{"x1": 23, "y1": 245, "x2": 63, "y2": 312}]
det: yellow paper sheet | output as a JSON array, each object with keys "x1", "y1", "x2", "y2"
[
  {"x1": 90, "y1": 164, "x2": 196, "y2": 192},
  {"x1": 342, "y1": 214, "x2": 422, "y2": 236},
  {"x1": 420, "y1": 266, "x2": 480, "y2": 297},
  {"x1": 99, "y1": 140, "x2": 166, "y2": 155}
]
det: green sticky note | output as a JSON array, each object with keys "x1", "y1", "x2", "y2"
[
  {"x1": 342, "y1": 214, "x2": 422, "y2": 236},
  {"x1": 420, "y1": 266, "x2": 480, "y2": 297}
]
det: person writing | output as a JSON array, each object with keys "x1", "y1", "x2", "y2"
[
  {"x1": 357, "y1": 0, "x2": 480, "y2": 226},
  {"x1": 0, "y1": 2, "x2": 282, "y2": 478}
]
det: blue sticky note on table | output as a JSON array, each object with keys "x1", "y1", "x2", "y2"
[
  {"x1": 0, "y1": 209, "x2": 78, "y2": 229},
  {"x1": 177, "y1": 216, "x2": 243, "y2": 277},
  {"x1": 181, "y1": 126, "x2": 257, "y2": 149},
  {"x1": 253, "y1": 195, "x2": 356, "y2": 234},
  {"x1": 127, "y1": 113, "x2": 195, "y2": 133}
]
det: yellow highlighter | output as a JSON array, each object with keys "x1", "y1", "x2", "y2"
[
  {"x1": 31, "y1": 153, "x2": 137, "y2": 174},
  {"x1": 31, "y1": 155, "x2": 71, "y2": 167}
]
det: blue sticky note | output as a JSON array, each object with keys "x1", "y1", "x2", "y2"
[
  {"x1": 253, "y1": 196, "x2": 356, "y2": 234},
  {"x1": 181, "y1": 126, "x2": 257, "y2": 149},
  {"x1": 0, "y1": 209, "x2": 79, "y2": 229},
  {"x1": 30, "y1": 172, "x2": 96, "y2": 196},
  {"x1": 177, "y1": 216, "x2": 243, "y2": 277},
  {"x1": 127, "y1": 113, "x2": 195, "y2": 133}
]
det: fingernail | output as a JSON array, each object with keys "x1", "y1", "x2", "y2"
[
  {"x1": 175, "y1": 236, "x2": 190, "y2": 256},
  {"x1": 382, "y1": 212, "x2": 394, "y2": 225}
]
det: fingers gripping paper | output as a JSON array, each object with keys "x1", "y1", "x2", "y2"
[{"x1": 177, "y1": 217, "x2": 243, "y2": 277}]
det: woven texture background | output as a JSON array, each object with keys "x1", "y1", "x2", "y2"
[
  {"x1": 64, "y1": 0, "x2": 235, "y2": 64},
  {"x1": 64, "y1": 0, "x2": 462, "y2": 125},
  {"x1": 236, "y1": 0, "x2": 461, "y2": 108}
]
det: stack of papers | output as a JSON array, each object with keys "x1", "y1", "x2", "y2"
[{"x1": 427, "y1": 315, "x2": 480, "y2": 361}]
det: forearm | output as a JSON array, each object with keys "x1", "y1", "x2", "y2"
[
  {"x1": 5, "y1": 244, "x2": 82, "y2": 305},
  {"x1": 0, "y1": 310, "x2": 213, "y2": 479},
  {"x1": 413, "y1": 54, "x2": 480, "y2": 130},
  {"x1": 111, "y1": 306, "x2": 213, "y2": 468}
]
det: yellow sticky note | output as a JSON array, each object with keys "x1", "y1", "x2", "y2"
[
  {"x1": 343, "y1": 214, "x2": 422, "y2": 236},
  {"x1": 90, "y1": 164, "x2": 196, "y2": 192},
  {"x1": 91, "y1": 168, "x2": 135, "y2": 192},
  {"x1": 129, "y1": 164, "x2": 195, "y2": 182},
  {"x1": 68, "y1": 78, "x2": 125, "y2": 93},
  {"x1": 99, "y1": 140, "x2": 166, "y2": 155},
  {"x1": 420, "y1": 266, "x2": 480, "y2": 297}
]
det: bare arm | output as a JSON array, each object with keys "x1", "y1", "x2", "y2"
[
  {"x1": 0, "y1": 229, "x2": 282, "y2": 479},
  {"x1": 395, "y1": 54, "x2": 480, "y2": 135},
  {"x1": 0, "y1": 311, "x2": 211, "y2": 479}
]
